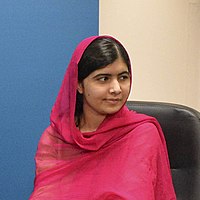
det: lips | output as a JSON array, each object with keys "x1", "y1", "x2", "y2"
[
  {"x1": 107, "y1": 98, "x2": 121, "y2": 101},
  {"x1": 104, "y1": 98, "x2": 122, "y2": 104}
]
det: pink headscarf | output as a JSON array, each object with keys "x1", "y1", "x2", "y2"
[{"x1": 29, "y1": 36, "x2": 176, "y2": 200}]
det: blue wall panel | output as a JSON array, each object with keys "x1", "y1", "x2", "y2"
[{"x1": 0, "y1": 1, "x2": 99, "y2": 199}]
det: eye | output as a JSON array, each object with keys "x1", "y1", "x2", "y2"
[
  {"x1": 119, "y1": 74, "x2": 130, "y2": 80},
  {"x1": 97, "y1": 76, "x2": 109, "y2": 82}
]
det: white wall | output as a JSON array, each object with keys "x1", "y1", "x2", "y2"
[{"x1": 100, "y1": 0, "x2": 200, "y2": 111}]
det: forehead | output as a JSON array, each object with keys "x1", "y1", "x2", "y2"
[{"x1": 91, "y1": 58, "x2": 129, "y2": 76}]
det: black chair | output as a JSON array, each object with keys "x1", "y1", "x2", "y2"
[{"x1": 126, "y1": 101, "x2": 200, "y2": 200}]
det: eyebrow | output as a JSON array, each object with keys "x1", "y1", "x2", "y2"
[{"x1": 93, "y1": 71, "x2": 130, "y2": 79}]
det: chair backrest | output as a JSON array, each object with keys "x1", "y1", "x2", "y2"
[{"x1": 126, "y1": 101, "x2": 200, "y2": 200}]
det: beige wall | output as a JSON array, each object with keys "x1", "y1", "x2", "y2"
[{"x1": 99, "y1": 0, "x2": 200, "y2": 111}]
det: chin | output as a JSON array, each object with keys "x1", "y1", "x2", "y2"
[{"x1": 105, "y1": 106, "x2": 123, "y2": 115}]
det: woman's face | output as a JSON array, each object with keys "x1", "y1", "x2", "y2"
[{"x1": 77, "y1": 57, "x2": 131, "y2": 119}]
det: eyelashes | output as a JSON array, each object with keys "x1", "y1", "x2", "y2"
[{"x1": 96, "y1": 75, "x2": 130, "y2": 83}]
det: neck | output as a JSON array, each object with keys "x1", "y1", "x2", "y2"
[{"x1": 79, "y1": 111, "x2": 106, "y2": 133}]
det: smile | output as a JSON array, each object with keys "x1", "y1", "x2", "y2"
[{"x1": 104, "y1": 98, "x2": 122, "y2": 104}]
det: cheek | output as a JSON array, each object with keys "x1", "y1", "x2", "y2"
[
  {"x1": 122, "y1": 82, "x2": 131, "y2": 93},
  {"x1": 84, "y1": 86, "x2": 105, "y2": 99},
  {"x1": 122, "y1": 87, "x2": 131, "y2": 100}
]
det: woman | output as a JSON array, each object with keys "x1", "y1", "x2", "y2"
[{"x1": 29, "y1": 36, "x2": 176, "y2": 199}]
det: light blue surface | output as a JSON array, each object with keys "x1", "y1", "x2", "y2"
[{"x1": 0, "y1": 1, "x2": 99, "y2": 199}]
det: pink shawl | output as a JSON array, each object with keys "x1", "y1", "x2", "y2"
[{"x1": 29, "y1": 36, "x2": 176, "y2": 199}]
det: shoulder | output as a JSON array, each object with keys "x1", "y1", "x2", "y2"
[
  {"x1": 123, "y1": 120, "x2": 165, "y2": 154},
  {"x1": 38, "y1": 125, "x2": 62, "y2": 147},
  {"x1": 117, "y1": 107, "x2": 165, "y2": 148},
  {"x1": 135, "y1": 121, "x2": 161, "y2": 141}
]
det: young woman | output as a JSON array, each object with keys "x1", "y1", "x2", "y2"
[{"x1": 29, "y1": 36, "x2": 176, "y2": 199}]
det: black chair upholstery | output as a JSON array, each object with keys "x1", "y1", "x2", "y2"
[{"x1": 126, "y1": 101, "x2": 200, "y2": 200}]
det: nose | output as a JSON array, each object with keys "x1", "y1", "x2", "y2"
[{"x1": 109, "y1": 79, "x2": 121, "y2": 94}]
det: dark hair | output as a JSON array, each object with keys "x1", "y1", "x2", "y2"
[{"x1": 75, "y1": 37, "x2": 131, "y2": 126}]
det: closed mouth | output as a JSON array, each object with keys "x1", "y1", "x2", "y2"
[{"x1": 104, "y1": 98, "x2": 122, "y2": 102}]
